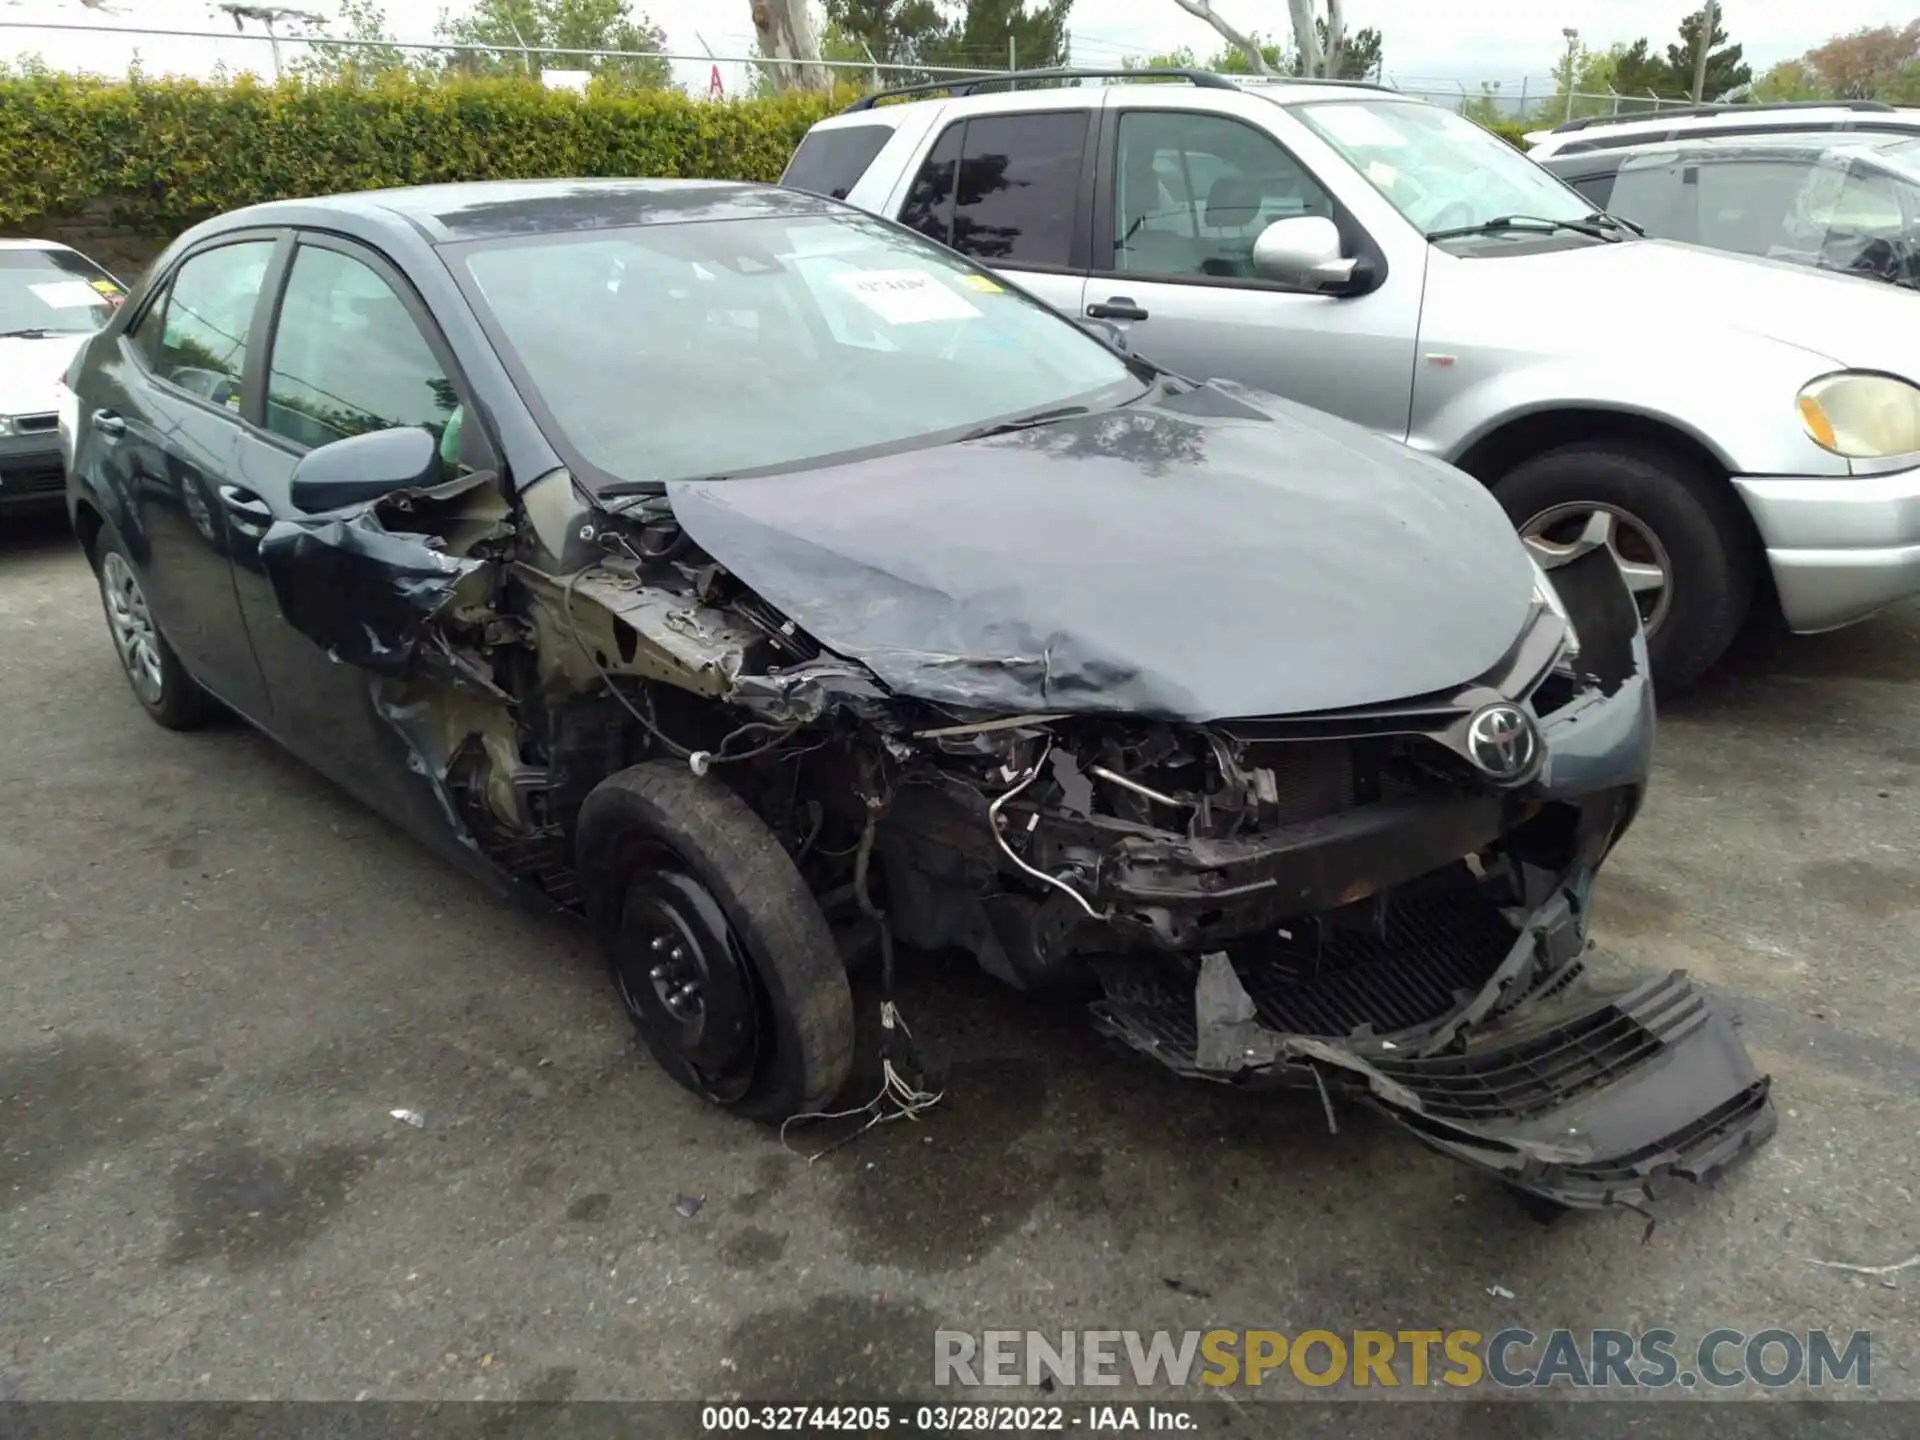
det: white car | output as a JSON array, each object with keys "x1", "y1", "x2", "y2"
[
  {"x1": 1523, "y1": 98, "x2": 1920, "y2": 161},
  {"x1": 1, "y1": 239, "x2": 126, "y2": 516}
]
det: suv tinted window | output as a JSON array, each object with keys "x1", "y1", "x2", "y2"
[
  {"x1": 901, "y1": 112, "x2": 1088, "y2": 267},
  {"x1": 265, "y1": 245, "x2": 457, "y2": 457},
  {"x1": 1112, "y1": 111, "x2": 1332, "y2": 280},
  {"x1": 154, "y1": 241, "x2": 274, "y2": 407},
  {"x1": 900, "y1": 121, "x2": 962, "y2": 246},
  {"x1": 783, "y1": 124, "x2": 893, "y2": 200}
]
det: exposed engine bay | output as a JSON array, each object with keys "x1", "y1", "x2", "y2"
[{"x1": 254, "y1": 460, "x2": 1776, "y2": 1216}]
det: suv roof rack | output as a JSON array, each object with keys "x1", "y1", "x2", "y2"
[
  {"x1": 1552, "y1": 98, "x2": 1898, "y2": 134},
  {"x1": 839, "y1": 65, "x2": 1239, "y2": 113}
]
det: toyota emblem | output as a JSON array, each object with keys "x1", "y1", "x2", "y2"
[{"x1": 1465, "y1": 703, "x2": 1541, "y2": 783}]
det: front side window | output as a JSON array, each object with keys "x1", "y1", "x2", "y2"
[
  {"x1": 1298, "y1": 100, "x2": 1597, "y2": 242},
  {"x1": 0, "y1": 246, "x2": 123, "y2": 339},
  {"x1": 1112, "y1": 111, "x2": 1334, "y2": 280},
  {"x1": 155, "y1": 241, "x2": 274, "y2": 406},
  {"x1": 265, "y1": 245, "x2": 457, "y2": 456},
  {"x1": 900, "y1": 112, "x2": 1089, "y2": 267},
  {"x1": 457, "y1": 212, "x2": 1141, "y2": 490}
]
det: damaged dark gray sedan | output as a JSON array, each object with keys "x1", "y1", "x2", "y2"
[{"x1": 62, "y1": 179, "x2": 1776, "y2": 1214}]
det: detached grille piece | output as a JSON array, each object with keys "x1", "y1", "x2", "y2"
[{"x1": 1370, "y1": 973, "x2": 1707, "y2": 1122}]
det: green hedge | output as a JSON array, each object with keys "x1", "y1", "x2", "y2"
[
  {"x1": 1485, "y1": 120, "x2": 1531, "y2": 149},
  {"x1": 0, "y1": 71, "x2": 1544, "y2": 242},
  {"x1": 0, "y1": 72, "x2": 849, "y2": 237}
]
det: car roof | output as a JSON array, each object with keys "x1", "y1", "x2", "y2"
[
  {"x1": 1526, "y1": 103, "x2": 1920, "y2": 156},
  {"x1": 201, "y1": 178, "x2": 841, "y2": 245},
  {"x1": 1543, "y1": 129, "x2": 1919, "y2": 171},
  {"x1": 822, "y1": 71, "x2": 1404, "y2": 127},
  {"x1": 0, "y1": 238, "x2": 76, "y2": 252}
]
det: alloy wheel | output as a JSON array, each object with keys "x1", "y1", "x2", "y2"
[
  {"x1": 101, "y1": 551, "x2": 165, "y2": 705},
  {"x1": 1519, "y1": 502, "x2": 1674, "y2": 634}
]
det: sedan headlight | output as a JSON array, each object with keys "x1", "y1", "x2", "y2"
[
  {"x1": 1529, "y1": 554, "x2": 1582, "y2": 663},
  {"x1": 1797, "y1": 372, "x2": 1920, "y2": 458},
  {"x1": 0, "y1": 415, "x2": 13, "y2": 436}
]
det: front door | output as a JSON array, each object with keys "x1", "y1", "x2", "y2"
[
  {"x1": 1085, "y1": 104, "x2": 1423, "y2": 439},
  {"x1": 225, "y1": 234, "x2": 492, "y2": 863},
  {"x1": 77, "y1": 237, "x2": 281, "y2": 717}
]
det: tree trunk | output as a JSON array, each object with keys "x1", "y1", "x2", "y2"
[
  {"x1": 1170, "y1": 0, "x2": 1274, "y2": 76},
  {"x1": 750, "y1": 0, "x2": 829, "y2": 92},
  {"x1": 1287, "y1": 0, "x2": 1321, "y2": 77},
  {"x1": 1323, "y1": 0, "x2": 1345, "y2": 77}
]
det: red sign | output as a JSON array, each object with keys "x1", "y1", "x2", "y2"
[{"x1": 709, "y1": 64, "x2": 724, "y2": 100}]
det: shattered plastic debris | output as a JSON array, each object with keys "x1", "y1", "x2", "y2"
[
  {"x1": 389, "y1": 1108, "x2": 426, "y2": 1129},
  {"x1": 1486, "y1": 1284, "x2": 1516, "y2": 1300},
  {"x1": 674, "y1": 1194, "x2": 706, "y2": 1219}
]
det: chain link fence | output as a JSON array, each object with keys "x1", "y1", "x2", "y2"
[{"x1": 0, "y1": 19, "x2": 1737, "y2": 127}]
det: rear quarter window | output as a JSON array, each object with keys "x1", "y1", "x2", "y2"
[
  {"x1": 1564, "y1": 171, "x2": 1616, "y2": 209},
  {"x1": 782, "y1": 124, "x2": 894, "y2": 200}
]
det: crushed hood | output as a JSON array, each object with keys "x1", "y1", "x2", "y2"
[{"x1": 665, "y1": 386, "x2": 1536, "y2": 720}]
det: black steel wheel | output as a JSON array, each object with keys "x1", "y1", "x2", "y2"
[{"x1": 576, "y1": 760, "x2": 854, "y2": 1121}]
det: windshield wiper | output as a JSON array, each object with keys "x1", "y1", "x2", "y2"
[
  {"x1": 1425, "y1": 214, "x2": 1621, "y2": 243},
  {"x1": 958, "y1": 404, "x2": 1091, "y2": 442},
  {"x1": 0, "y1": 327, "x2": 61, "y2": 339},
  {"x1": 1590, "y1": 209, "x2": 1644, "y2": 237}
]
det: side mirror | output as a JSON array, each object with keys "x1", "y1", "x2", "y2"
[
  {"x1": 289, "y1": 426, "x2": 441, "y2": 513},
  {"x1": 1076, "y1": 316, "x2": 1131, "y2": 352},
  {"x1": 1252, "y1": 216, "x2": 1362, "y2": 294}
]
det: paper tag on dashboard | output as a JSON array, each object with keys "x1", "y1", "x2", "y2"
[{"x1": 836, "y1": 269, "x2": 981, "y2": 325}]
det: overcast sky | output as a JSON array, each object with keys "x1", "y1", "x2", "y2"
[{"x1": 2, "y1": 0, "x2": 1914, "y2": 97}]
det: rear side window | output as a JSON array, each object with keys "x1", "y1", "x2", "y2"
[
  {"x1": 899, "y1": 111, "x2": 1089, "y2": 268},
  {"x1": 127, "y1": 280, "x2": 172, "y2": 366},
  {"x1": 155, "y1": 240, "x2": 274, "y2": 406},
  {"x1": 783, "y1": 124, "x2": 893, "y2": 200},
  {"x1": 1564, "y1": 171, "x2": 1616, "y2": 209}
]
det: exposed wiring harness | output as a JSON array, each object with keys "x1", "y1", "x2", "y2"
[{"x1": 778, "y1": 774, "x2": 944, "y2": 1162}]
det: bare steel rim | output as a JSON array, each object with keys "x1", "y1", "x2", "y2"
[
  {"x1": 100, "y1": 550, "x2": 165, "y2": 705},
  {"x1": 1519, "y1": 501, "x2": 1674, "y2": 634}
]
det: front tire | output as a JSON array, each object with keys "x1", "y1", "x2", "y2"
[
  {"x1": 575, "y1": 760, "x2": 854, "y2": 1122},
  {"x1": 94, "y1": 529, "x2": 220, "y2": 730},
  {"x1": 1494, "y1": 443, "x2": 1756, "y2": 692}
]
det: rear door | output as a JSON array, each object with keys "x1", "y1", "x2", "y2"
[
  {"x1": 884, "y1": 97, "x2": 1096, "y2": 322},
  {"x1": 75, "y1": 235, "x2": 281, "y2": 716},
  {"x1": 225, "y1": 231, "x2": 497, "y2": 859}
]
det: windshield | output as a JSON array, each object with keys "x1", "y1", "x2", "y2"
[
  {"x1": 458, "y1": 213, "x2": 1143, "y2": 488},
  {"x1": 1295, "y1": 100, "x2": 1599, "y2": 241},
  {"x1": 0, "y1": 247, "x2": 122, "y2": 335}
]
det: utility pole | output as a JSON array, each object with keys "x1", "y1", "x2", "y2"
[
  {"x1": 1561, "y1": 27, "x2": 1580, "y2": 121},
  {"x1": 216, "y1": 4, "x2": 325, "y2": 80},
  {"x1": 1689, "y1": 0, "x2": 1718, "y2": 103}
]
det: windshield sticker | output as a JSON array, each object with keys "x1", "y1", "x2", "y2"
[
  {"x1": 835, "y1": 269, "x2": 981, "y2": 324},
  {"x1": 30, "y1": 280, "x2": 109, "y2": 310},
  {"x1": 1367, "y1": 160, "x2": 1401, "y2": 188},
  {"x1": 1312, "y1": 105, "x2": 1406, "y2": 149},
  {"x1": 958, "y1": 273, "x2": 1005, "y2": 293}
]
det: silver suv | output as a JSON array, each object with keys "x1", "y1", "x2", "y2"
[{"x1": 788, "y1": 70, "x2": 1920, "y2": 688}]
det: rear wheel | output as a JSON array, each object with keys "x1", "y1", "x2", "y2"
[
  {"x1": 1494, "y1": 443, "x2": 1756, "y2": 693},
  {"x1": 95, "y1": 530, "x2": 220, "y2": 730},
  {"x1": 575, "y1": 760, "x2": 854, "y2": 1122}
]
